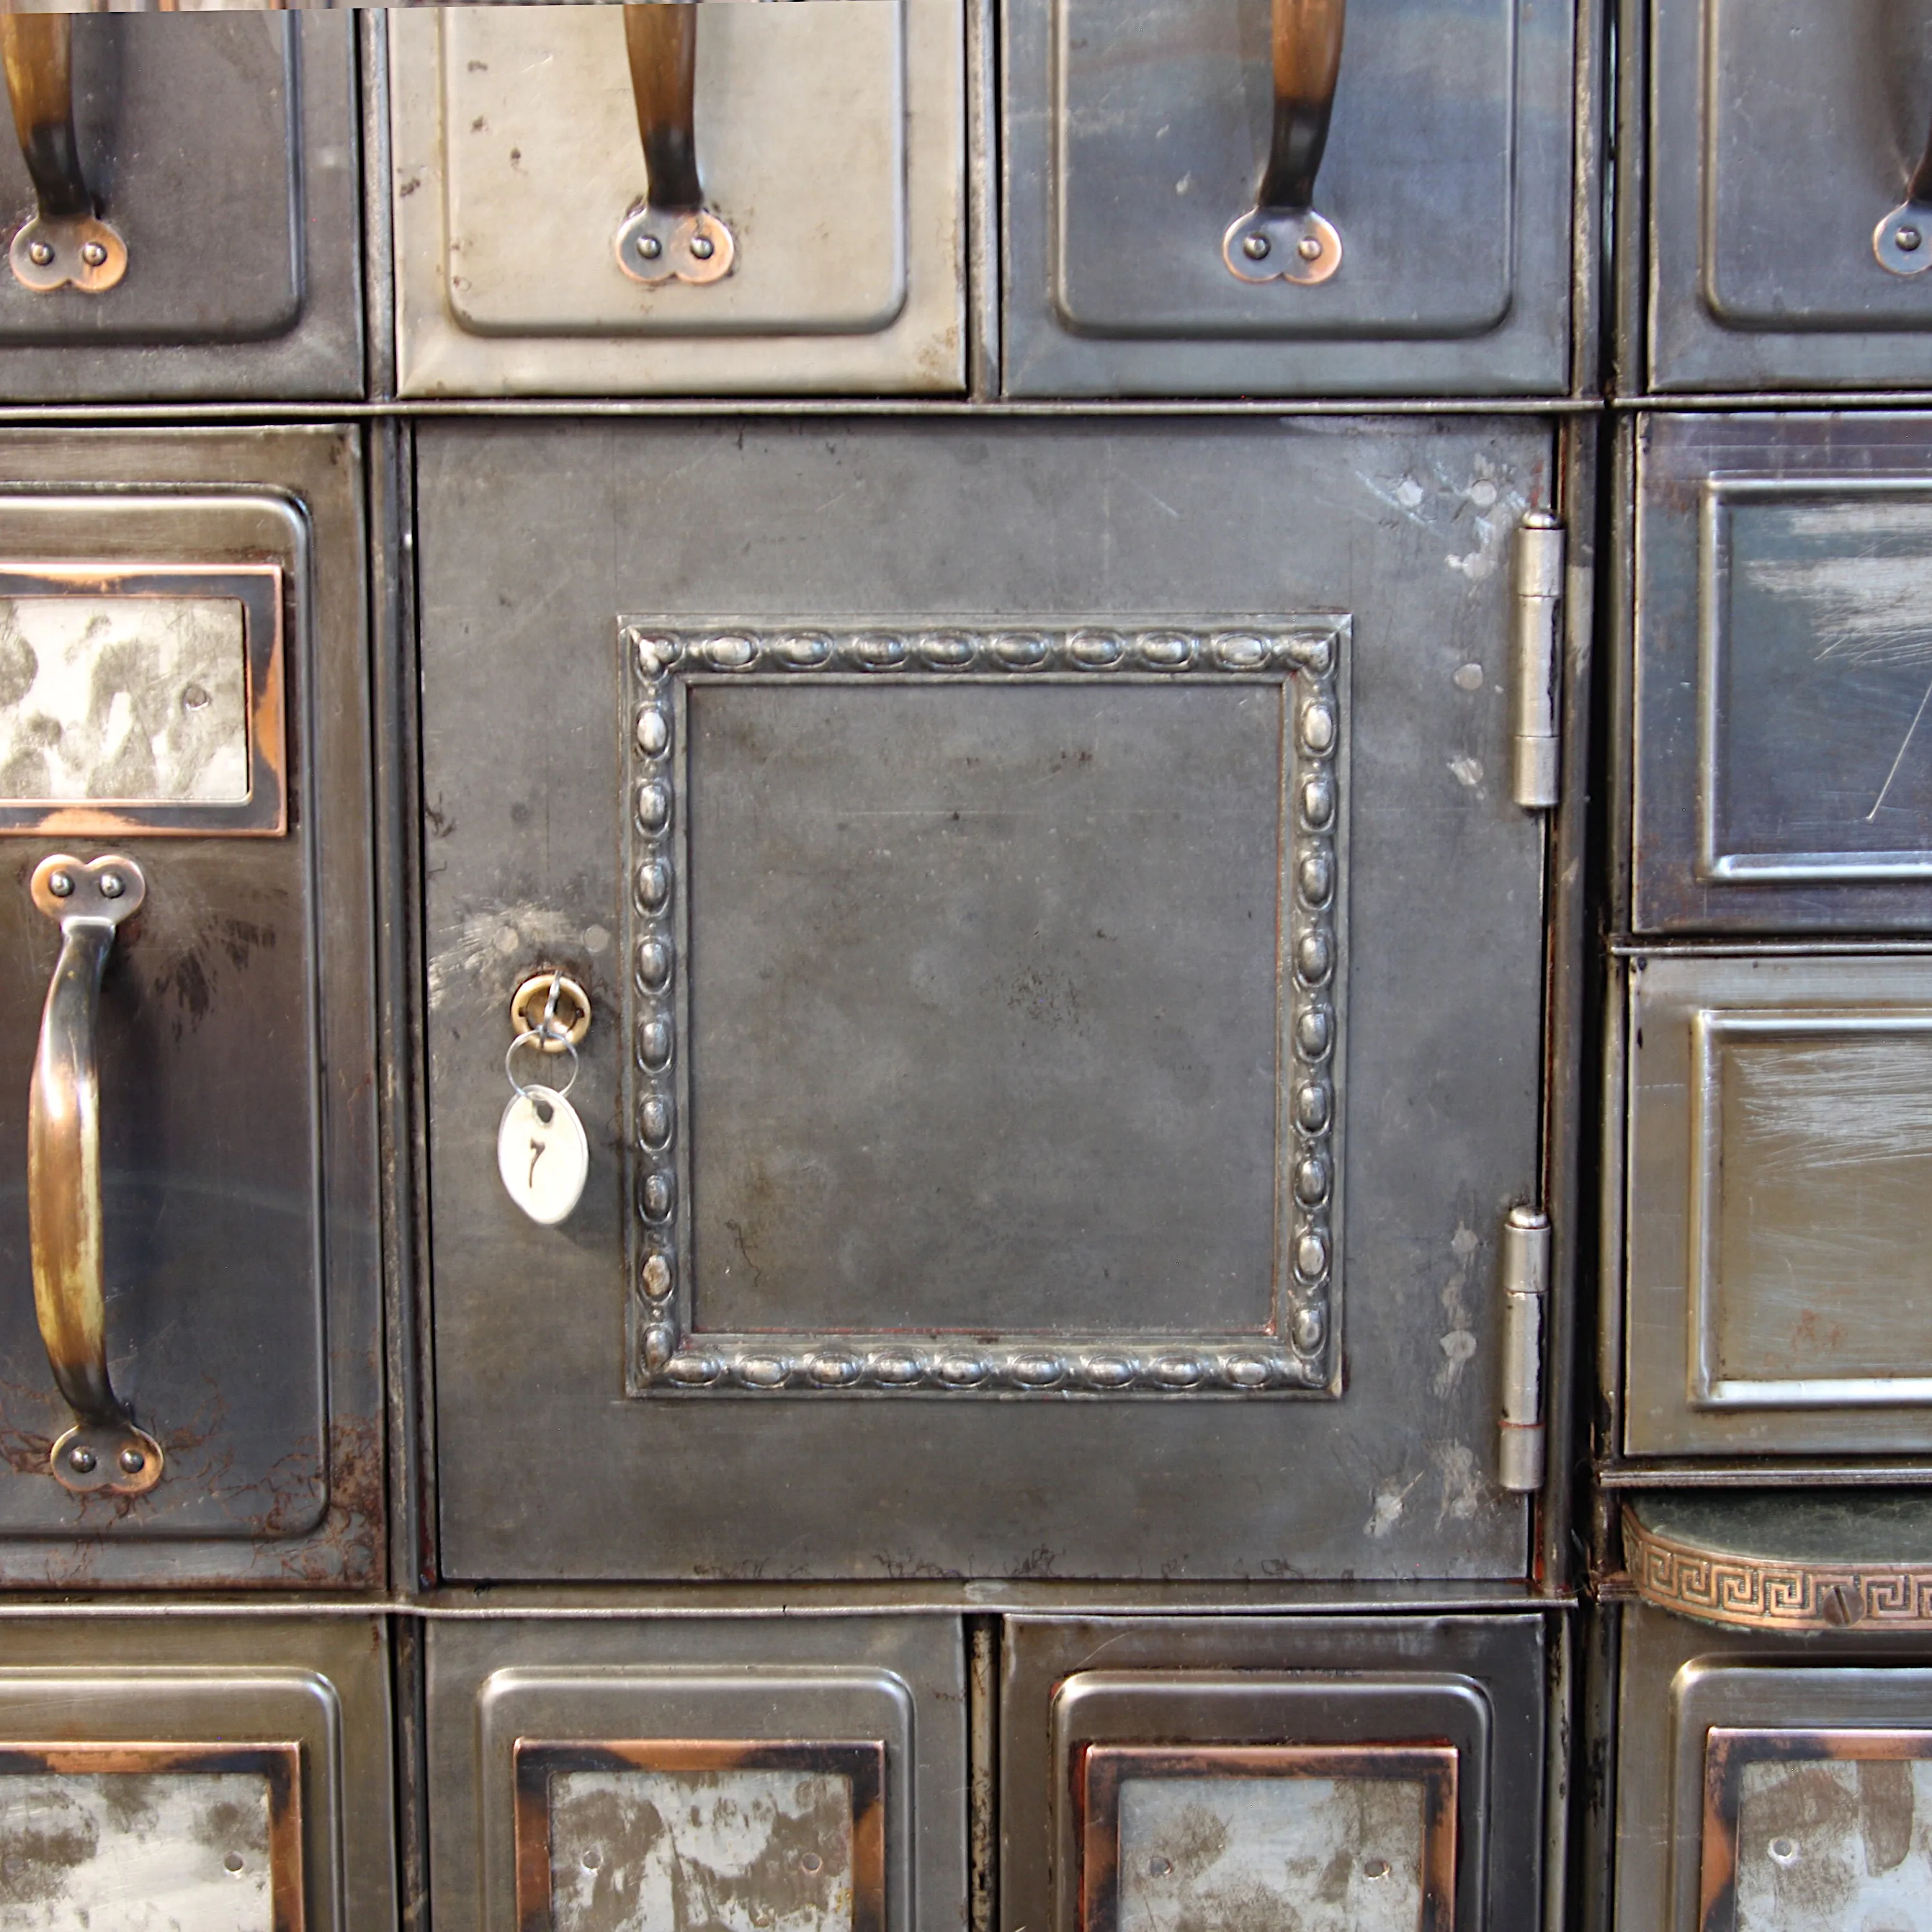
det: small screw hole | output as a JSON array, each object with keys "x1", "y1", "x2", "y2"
[
  {"x1": 800, "y1": 1853, "x2": 823, "y2": 1874},
  {"x1": 1363, "y1": 1859, "x2": 1391, "y2": 1881},
  {"x1": 1148, "y1": 1856, "x2": 1173, "y2": 1877},
  {"x1": 1768, "y1": 1837, "x2": 1799, "y2": 1866},
  {"x1": 182, "y1": 683, "x2": 211, "y2": 711},
  {"x1": 223, "y1": 1853, "x2": 245, "y2": 1875},
  {"x1": 580, "y1": 1848, "x2": 602, "y2": 1871}
]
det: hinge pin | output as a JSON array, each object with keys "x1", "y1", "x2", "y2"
[
  {"x1": 1511, "y1": 513, "x2": 1564, "y2": 810},
  {"x1": 1499, "y1": 1205, "x2": 1551, "y2": 1493}
]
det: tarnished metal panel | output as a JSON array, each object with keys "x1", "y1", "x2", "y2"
[
  {"x1": 1647, "y1": 3, "x2": 1932, "y2": 390},
  {"x1": 1614, "y1": 1604, "x2": 1932, "y2": 1932},
  {"x1": 0, "y1": 1613, "x2": 397, "y2": 1932},
  {"x1": 520, "y1": 1742, "x2": 883, "y2": 1932},
  {"x1": 1083, "y1": 1744, "x2": 1455, "y2": 1932},
  {"x1": 0, "y1": 430, "x2": 379, "y2": 1588},
  {"x1": 419, "y1": 415, "x2": 1549, "y2": 1584},
  {"x1": 388, "y1": 3, "x2": 965, "y2": 395},
  {"x1": 0, "y1": 1745, "x2": 299, "y2": 1932},
  {"x1": 1631, "y1": 417, "x2": 1932, "y2": 933},
  {"x1": 424, "y1": 1617, "x2": 963, "y2": 1932},
  {"x1": 0, "y1": 15, "x2": 361, "y2": 402},
  {"x1": 1623, "y1": 954, "x2": 1932, "y2": 1457},
  {"x1": 1001, "y1": 1615, "x2": 1549, "y2": 1932},
  {"x1": 1001, "y1": 0, "x2": 1577, "y2": 395}
]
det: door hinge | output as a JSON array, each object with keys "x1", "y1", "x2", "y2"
[
  {"x1": 1498, "y1": 1205, "x2": 1551, "y2": 1493},
  {"x1": 1511, "y1": 512, "x2": 1564, "y2": 810}
]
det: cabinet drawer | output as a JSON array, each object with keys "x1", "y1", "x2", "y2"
[
  {"x1": 389, "y1": 3, "x2": 965, "y2": 396},
  {"x1": 0, "y1": 14, "x2": 360, "y2": 402},
  {"x1": 0, "y1": 430, "x2": 379, "y2": 1587},
  {"x1": 1001, "y1": 0, "x2": 1577, "y2": 395}
]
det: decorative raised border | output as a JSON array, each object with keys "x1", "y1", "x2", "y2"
[
  {"x1": 1625, "y1": 1503, "x2": 1932, "y2": 1632},
  {"x1": 621, "y1": 620, "x2": 1347, "y2": 1395}
]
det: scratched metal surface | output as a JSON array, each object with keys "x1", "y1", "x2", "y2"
[
  {"x1": 1113, "y1": 1774, "x2": 1429, "y2": 1932},
  {"x1": 1647, "y1": 2, "x2": 1932, "y2": 390},
  {"x1": 0, "y1": 14, "x2": 361, "y2": 402},
  {"x1": 0, "y1": 1770, "x2": 273, "y2": 1932},
  {"x1": 1624, "y1": 953, "x2": 1932, "y2": 1457},
  {"x1": 1001, "y1": 0, "x2": 1576, "y2": 394},
  {"x1": 419, "y1": 413, "x2": 1548, "y2": 1582},
  {"x1": 1732, "y1": 1756, "x2": 1932, "y2": 1931},
  {"x1": 0, "y1": 596, "x2": 248, "y2": 804},
  {"x1": 0, "y1": 430, "x2": 381, "y2": 1586},
  {"x1": 548, "y1": 1768, "x2": 856, "y2": 1932},
  {"x1": 1630, "y1": 415, "x2": 1932, "y2": 932}
]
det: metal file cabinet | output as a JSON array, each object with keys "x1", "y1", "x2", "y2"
[
  {"x1": 0, "y1": 1613, "x2": 395, "y2": 1931},
  {"x1": 387, "y1": 1, "x2": 967, "y2": 395},
  {"x1": 0, "y1": 12, "x2": 362, "y2": 402},
  {"x1": 0, "y1": 428, "x2": 381, "y2": 1588},
  {"x1": 1000, "y1": 0, "x2": 1584, "y2": 395},
  {"x1": 415, "y1": 412, "x2": 1569, "y2": 1586},
  {"x1": 1636, "y1": 0, "x2": 1932, "y2": 393}
]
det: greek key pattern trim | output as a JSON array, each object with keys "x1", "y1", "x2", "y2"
[
  {"x1": 1624, "y1": 1504, "x2": 1932, "y2": 1632},
  {"x1": 621, "y1": 620, "x2": 1346, "y2": 1396}
]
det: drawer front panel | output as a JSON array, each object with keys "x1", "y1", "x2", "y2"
[
  {"x1": 1648, "y1": 1, "x2": 1932, "y2": 390},
  {"x1": 390, "y1": 3, "x2": 964, "y2": 396},
  {"x1": 1003, "y1": 1615, "x2": 1548, "y2": 1932},
  {"x1": 0, "y1": 433, "x2": 377, "y2": 1586},
  {"x1": 419, "y1": 415, "x2": 1548, "y2": 1582},
  {"x1": 1002, "y1": 0, "x2": 1576, "y2": 395},
  {"x1": 1632, "y1": 415, "x2": 1932, "y2": 933},
  {"x1": 426, "y1": 1618, "x2": 963, "y2": 1932},
  {"x1": 1624, "y1": 954, "x2": 1932, "y2": 1457},
  {"x1": 0, "y1": 15, "x2": 360, "y2": 401}
]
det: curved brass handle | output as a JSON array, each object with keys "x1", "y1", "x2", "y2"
[
  {"x1": 1223, "y1": 0, "x2": 1345, "y2": 285},
  {"x1": 614, "y1": 3, "x2": 735, "y2": 287},
  {"x1": 28, "y1": 854, "x2": 161, "y2": 1498},
  {"x1": 0, "y1": 12, "x2": 126, "y2": 295},
  {"x1": 1876, "y1": 111, "x2": 1932, "y2": 275}
]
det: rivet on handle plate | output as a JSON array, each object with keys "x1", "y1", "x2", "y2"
[
  {"x1": 1877, "y1": 101, "x2": 1932, "y2": 275},
  {"x1": 614, "y1": 3, "x2": 735, "y2": 287},
  {"x1": 1223, "y1": 0, "x2": 1345, "y2": 285},
  {"x1": 27, "y1": 854, "x2": 161, "y2": 1497},
  {"x1": 0, "y1": 13, "x2": 127, "y2": 295}
]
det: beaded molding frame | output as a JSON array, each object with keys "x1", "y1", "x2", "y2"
[{"x1": 621, "y1": 618, "x2": 1348, "y2": 1396}]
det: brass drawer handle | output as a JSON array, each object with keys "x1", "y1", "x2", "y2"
[
  {"x1": 1877, "y1": 111, "x2": 1932, "y2": 274},
  {"x1": 616, "y1": 2, "x2": 735, "y2": 287},
  {"x1": 1223, "y1": 0, "x2": 1345, "y2": 285},
  {"x1": 0, "y1": 11, "x2": 126, "y2": 294},
  {"x1": 27, "y1": 854, "x2": 162, "y2": 1498}
]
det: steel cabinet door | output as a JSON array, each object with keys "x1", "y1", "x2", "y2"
[
  {"x1": 0, "y1": 14, "x2": 361, "y2": 403},
  {"x1": 0, "y1": 429, "x2": 379, "y2": 1587},
  {"x1": 1615, "y1": 1588, "x2": 1932, "y2": 1932},
  {"x1": 1620, "y1": 954, "x2": 1932, "y2": 1460},
  {"x1": 424, "y1": 1615, "x2": 965, "y2": 1932},
  {"x1": 1645, "y1": 1, "x2": 1932, "y2": 392},
  {"x1": 1001, "y1": 0, "x2": 1577, "y2": 396},
  {"x1": 1629, "y1": 415, "x2": 1932, "y2": 935},
  {"x1": 1001, "y1": 1615, "x2": 1549, "y2": 1932},
  {"x1": 419, "y1": 415, "x2": 1553, "y2": 1584},
  {"x1": 388, "y1": 2, "x2": 965, "y2": 397},
  {"x1": 0, "y1": 1614, "x2": 394, "y2": 1932}
]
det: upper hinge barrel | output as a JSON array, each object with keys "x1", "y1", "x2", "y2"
[
  {"x1": 1498, "y1": 1204, "x2": 1551, "y2": 1493},
  {"x1": 1511, "y1": 512, "x2": 1564, "y2": 810}
]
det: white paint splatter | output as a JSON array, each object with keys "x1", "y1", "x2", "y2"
[
  {"x1": 1365, "y1": 1471, "x2": 1424, "y2": 1539},
  {"x1": 428, "y1": 900, "x2": 583, "y2": 1010},
  {"x1": 1432, "y1": 1443, "x2": 1484, "y2": 1524},
  {"x1": 1448, "y1": 756, "x2": 1484, "y2": 792},
  {"x1": 1434, "y1": 1222, "x2": 1482, "y2": 1397}
]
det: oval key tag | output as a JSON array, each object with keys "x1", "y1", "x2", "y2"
[{"x1": 498, "y1": 1084, "x2": 589, "y2": 1226}]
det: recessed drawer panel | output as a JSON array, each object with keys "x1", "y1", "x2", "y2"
[
  {"x1": 1624, "y1": 954, "x2": 1932, "y2": 1457},
  {"x1": 1002, "y1": 1616, "x2": 1548, "y2": 1932},
  {"x1": 1647, "y1": 1, "x2": 1932, "y2": 390},
  {"x1": 0, "y1": 1615, "x2": 393, "y2": 1932},
  {"x1": 1616, "y1": 1604, "x2": 1932, "y2": 1932},
  {"x1": 390, "y1": 3, "x2": 964, "y2": 396},
  {"x1": 1001, "y1": 0, "x2": 1576, "y2": 395},
  {"x1": 425, "y1": 1618, "x2": 963, "y2": 1932},
  {"x1": 1631, "y1": 415, "x2": 1932, "y2": 933},
  {"x1": 0, "y1": 15, "x2": 360, "y2": 401}
]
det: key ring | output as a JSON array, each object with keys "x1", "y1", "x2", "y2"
[{"x1": 506, "y1": 1028, "x2": 580, "y2": 1103}]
